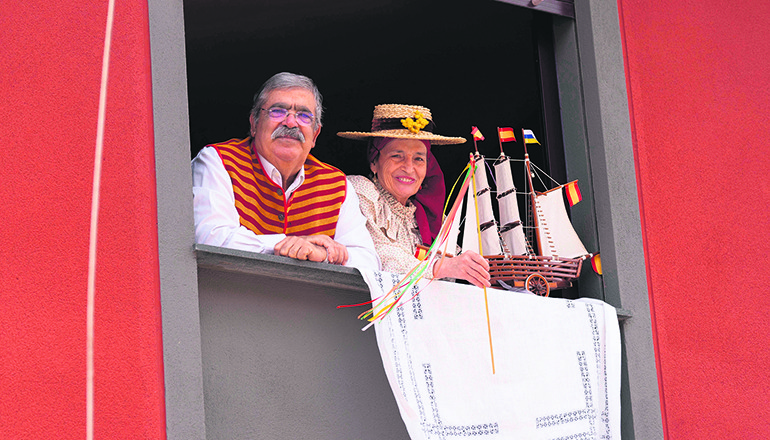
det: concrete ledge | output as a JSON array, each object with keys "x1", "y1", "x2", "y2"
[
  {"x1": 616, "y1": 308, "x2": 632, "y2": 321},
  {"x1": 194, "y1": 244, "x2": 369, "y2": 293}
]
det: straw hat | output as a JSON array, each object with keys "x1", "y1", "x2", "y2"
[{"x1": 337, "y1": 104, "x2": 466, "y2": 145}]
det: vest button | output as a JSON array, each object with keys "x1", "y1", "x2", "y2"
[
  {"x1": 277, "y1": 189, "x2": 283, "y2": 196},
  {"x1": 278, "y1": 213, "x2": 285, "y2": 221}
]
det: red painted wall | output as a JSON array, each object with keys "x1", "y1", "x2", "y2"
[
  {"x1": 0, "y1": 1, "x2": 166, "y2": 438},
  {"x1": 618, "y1": 1, "x2": 770, "y2": 438}
]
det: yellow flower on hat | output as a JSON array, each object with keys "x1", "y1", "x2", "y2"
[{"x1": 401, "y1": 111, "x2": 429, "y2": 134}]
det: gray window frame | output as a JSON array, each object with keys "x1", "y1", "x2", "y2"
[{"x1": 497, "y1": 0, "x2": 575, "y2": 18}]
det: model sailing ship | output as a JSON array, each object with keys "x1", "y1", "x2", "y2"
[
  {"x1": 439, "y1": 127, "x2": 594, "y2": 297},
  {"x1": 348, "y1": 127, "x2": 596, "y2": 331}
]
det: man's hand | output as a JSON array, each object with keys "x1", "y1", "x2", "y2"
[
  {"x1": 305, "y1": 235, "x2": 349, "y2": 265},
  {"x1": 274, "y1": 236, "x2": 327, "y2": 262},
  {"x1": 273, "y1": 235, "x2": 349, "y2": 265}
]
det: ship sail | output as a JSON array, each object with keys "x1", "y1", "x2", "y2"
[
  {"x1": 494, "y1": 155, "x2": 529, "y2": 255},
  {"x1": 462, "y1": 154, "x2": 502, "y2": 255},
  {"x1": 534, "y1": 186, "x2": 589, "y2": 259}
]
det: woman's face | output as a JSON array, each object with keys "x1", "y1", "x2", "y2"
[{"x1": 370, "y1": 138, "x2": 428, "y2": 205}]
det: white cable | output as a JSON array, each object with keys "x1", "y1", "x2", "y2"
[{"x1": 87, "y1": 0, "x2": 115, "y2": 438}]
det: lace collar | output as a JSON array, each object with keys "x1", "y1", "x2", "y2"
[{"x1": 373, "y1": 177, "x2": 417, "y2": 219}]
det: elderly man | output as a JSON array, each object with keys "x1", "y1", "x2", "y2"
[{"x1": 192, "y1": 72, "x2": 380, "y2": 271}]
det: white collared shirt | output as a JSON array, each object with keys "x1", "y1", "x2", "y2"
[
  {"x1": 257, "y1": 152, "x2": 304, "y2": 199},
  {"x1": 192, "y1": 145, "x2": 381, "y2": 271}
]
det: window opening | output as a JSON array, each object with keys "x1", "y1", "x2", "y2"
[{"x1": 183, "y1": 0, "x2": 576, "y2": 296}]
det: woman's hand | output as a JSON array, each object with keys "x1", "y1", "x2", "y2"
[{"x1": 432, "y1": 251, "x2": 491, "y2": 288}]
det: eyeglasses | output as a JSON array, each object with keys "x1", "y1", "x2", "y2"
[{"x1": 261, "y1": 107, "x2": 315, "y2": 126}]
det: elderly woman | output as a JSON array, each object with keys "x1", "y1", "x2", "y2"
[{"x1": 338, "y1": 104, "x2": 490, "y2": 288}]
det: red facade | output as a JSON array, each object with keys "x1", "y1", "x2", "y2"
[
  {"x1": 1, "y1": 1, "x2": 165, "y2": 438},
  {"x1": 619, "y1": 1, "x2": 770, "y2": 437},
  {"x1": 1, "y1": 0, "x2": 768, "y2": 438}
]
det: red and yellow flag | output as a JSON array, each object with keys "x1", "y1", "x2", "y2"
[
  {"x1": 498, "y1": 127, "x2": 516, "y2": 142},
  {"x1": 565, "y1": 180, "x2": 582, "y2": 206},
  {"x1": 471, "y1": 126, "x2": 485, "y2": 141},
  {"x1": 414, "y1": 245, "x2": 429, "y2": 261},
  {"x1": 591, "y1": 253, "x2": 602, "y2": 275}
]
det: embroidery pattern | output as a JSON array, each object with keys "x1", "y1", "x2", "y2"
[
  {"x1": 579, "y1": 350, "x2": 597, "y2": 436},
  {"x1": 412, "y1": 284, "x2": 423, "y2": 320},
  {"x1": 388, "y1": 273, "x2": 407, "y2": 400},
  {"x1": 388, "y1": 272, "x2": 428, "y2": 427},
  {"x1": 533, "y1": 351, "x2": 596, "y2": 439},
  {"x1": 380, "y1": 271, "x2": 500, "y2": 439},
  {"x1": 536, "y1": 408, "x2": 594, "y2": 429},
  {"x1": 420, "y1": 363, "x2": 500, "y2": 438},
  {"x1": 534, "y1": 302, "x2": 613, "y2": 440},
  {"x1": 587, "y1": 304, "x2": 612, "y2": 438},
  {"x1": 551, "y1": 433, "x2": 595, "y2": 440}
]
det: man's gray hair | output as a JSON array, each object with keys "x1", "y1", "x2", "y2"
[{"x1": 250, "y1": 72, "x2": 323, "y2": 128}]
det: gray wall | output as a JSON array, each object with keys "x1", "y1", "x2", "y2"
[
  {"x1": 148, "y1": 0, "x2": 206, "y2": 438},
  {"x1": 562, "y1": 1, "x2": 663, "y2": 438},
  {"x1": 196, "y1": 247, "x2": 408, "y2": 439}
]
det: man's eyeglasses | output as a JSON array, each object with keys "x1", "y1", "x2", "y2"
[{"x1": 261, "y1": 107, "x2": 315, "y2": 126}]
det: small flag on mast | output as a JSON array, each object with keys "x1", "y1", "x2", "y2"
[
  {"x1": 523, "y1": 129, "x2": 540, "y2": 144},
  {"x1": 591, "y1": 253, "x2": 602, "y2": 275},
  {"x1": 471, "y1": 126, "x2": 485, "y2": 141},
  {"x1": 498, "y1": 127, "x2": 516, "y2": 142},
  {"x1": 565, "y1": 181, "x2": 582, "y2": 206},
  {"x1": 414, "y1": 245, "x2": 429, "y2": 261}
]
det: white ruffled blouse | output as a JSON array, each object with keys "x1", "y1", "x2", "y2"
[{"x1": 348, "y1": 175, "x2": 432, "y2": 277}]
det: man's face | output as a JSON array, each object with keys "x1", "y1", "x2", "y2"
[{"x1": 250, "y1": 87, "x2": 321, "y2": 179}]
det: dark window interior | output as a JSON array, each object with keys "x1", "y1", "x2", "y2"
[
  {"x1": 183, "y1": 0, "x2": 573, "y2": 295},
  {"x1": 184, "y1": 0, "x2": 561, "y2": 185}
]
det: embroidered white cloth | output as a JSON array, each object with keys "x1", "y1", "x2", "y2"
[{"x1": 360, "y1": 269, "x2": 622, "y2": 440}]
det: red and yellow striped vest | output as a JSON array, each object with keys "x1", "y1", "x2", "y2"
[{"x1": 210, "y1": 138, "x2": 347, "y2": 237}]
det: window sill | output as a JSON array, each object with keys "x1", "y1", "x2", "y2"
[
  {"x1": 194, "y1": 243, "x2": 369, "y2": 294},
  {"x1": 194, "y1": 243, "x2": 632, "y2": 320}
]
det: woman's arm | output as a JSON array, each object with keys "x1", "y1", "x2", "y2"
[{"x1": 432, "y1": 251, "x2": 491, "y2": 288}]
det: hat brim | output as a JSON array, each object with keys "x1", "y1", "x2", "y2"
[{"x1": 337, "y1": 129, "x2": 466, "y2": 145}]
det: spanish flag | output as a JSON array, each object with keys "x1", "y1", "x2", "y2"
[
  {"x1": 471, "y1": 126, "x2": 485, "y2": 141},
  {"x1": 565, "y1": 180, "x2": 582, "y2": 206},
  {"x1": 523, "y1": 129, "x2": 540, "y2": 144},
  {"x1": 498, "y1": 127, "x2": 516, "y2": 142},
  {"x1": 414, "y1": 245, "x2": 429, "y2": 261},
  {"x1": 591, "y1": 253, "x2": 602, "y2": 275}
]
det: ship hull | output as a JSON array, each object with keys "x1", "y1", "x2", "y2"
[{"x1": 486, "y1": 254, "x2": 584, "y2": 296}]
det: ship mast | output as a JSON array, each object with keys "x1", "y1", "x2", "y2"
[
  {"x1": 465, "y1": 128, "x2": 502, "y2": 256},
  {"x1": 522, "y1": 129, "x2": 540, "y2": 256}
]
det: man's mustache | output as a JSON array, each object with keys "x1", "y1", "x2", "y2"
[{"x1": 271, "y1": 125, "x2": 306, "y2": 143}]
